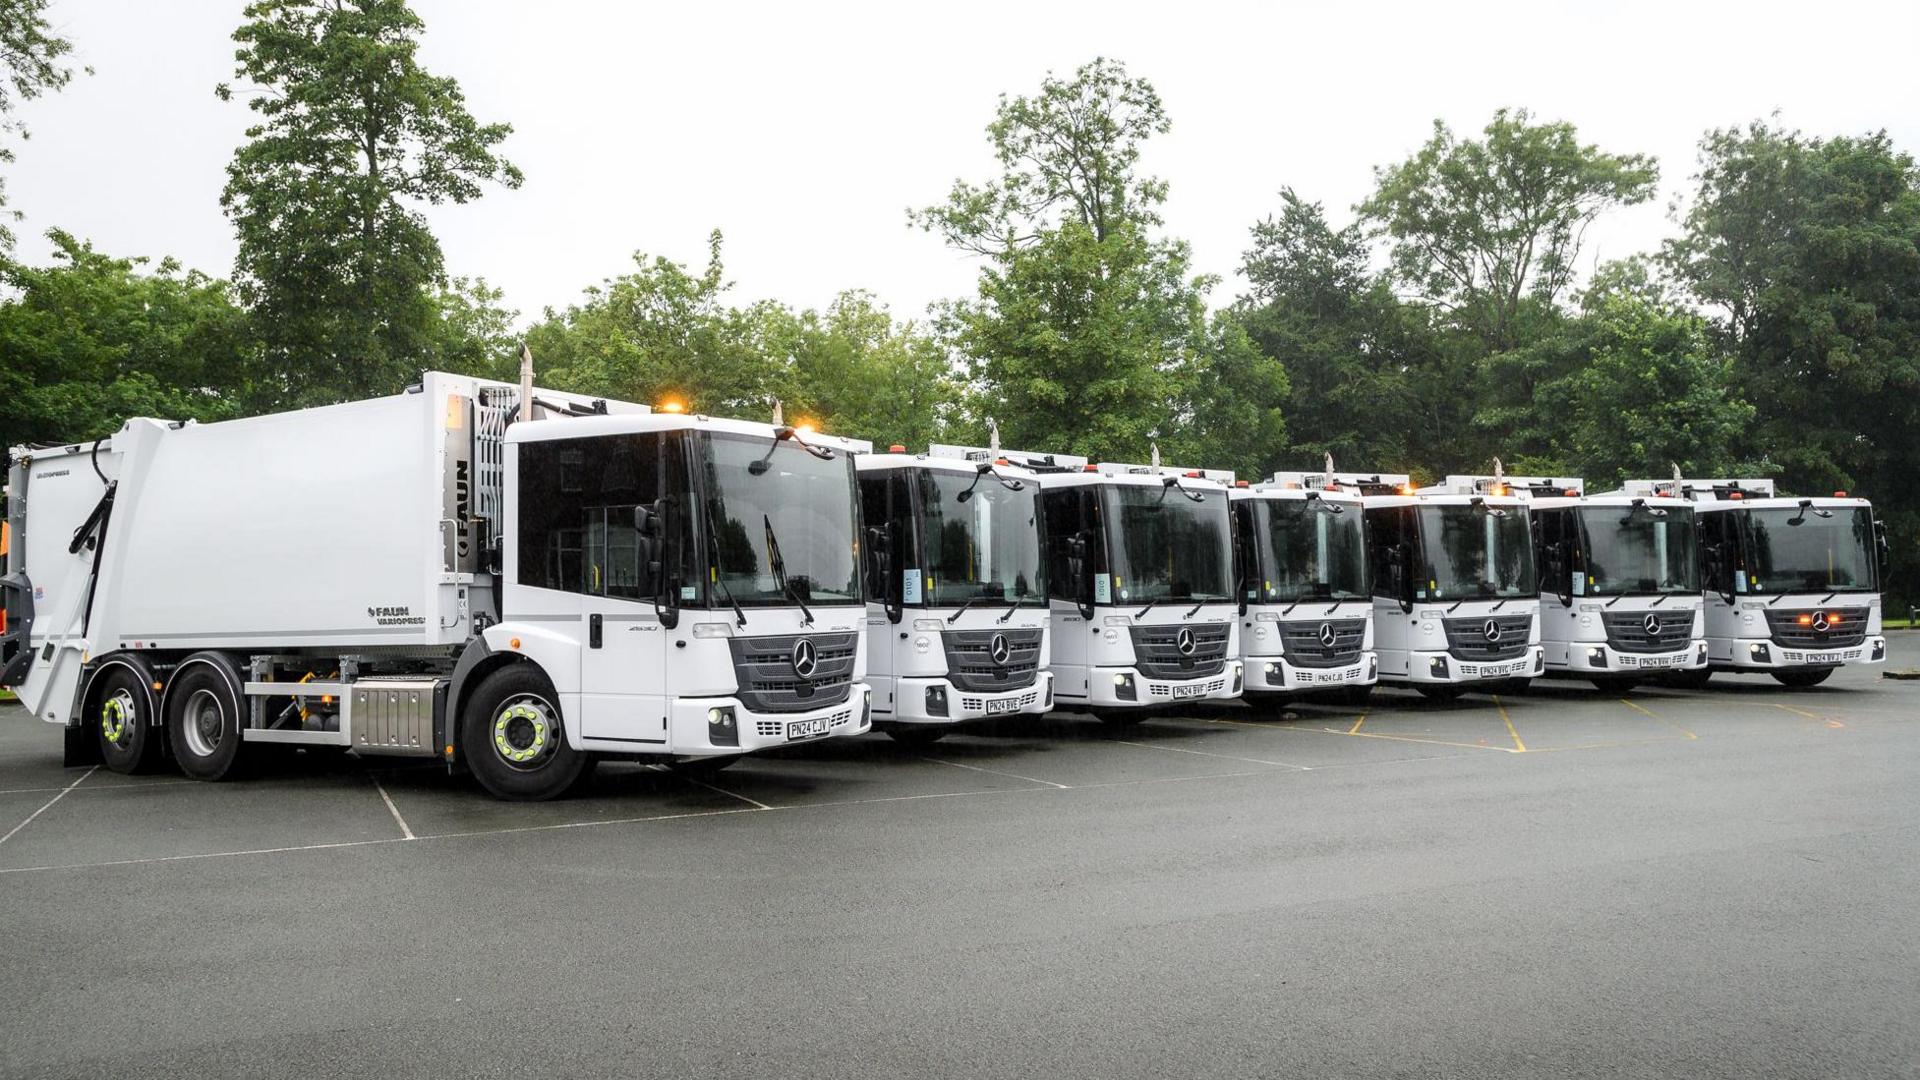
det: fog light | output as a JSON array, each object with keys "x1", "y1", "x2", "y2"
[
  {"x1": 1231, "y1": 662, "x2": 1243, "y2": 694},
  {"x1": 1749, "y1": 643, "x2": 1771, "y2": 664},
  {"x1": 860, "y1": 687, "x2": 872, "y2": 726},
  {"x1": 1114, "y1": 672, "x2": 1137, "y2": 701},
  {"x1": 1872, "y1": 640, "x2": 1885, "y2": 661},
  {"x1": 1367, "y1": 656, "x2": 1377, "y2": 680},
  {"x1": 707, "y1": 706, "x2": 738, "y2": 747},
  {"x1": 1588, "y1": 647, "x2": 1607, "y2": 668},
  {"x1": 925, "y1": 684, "x2": 949, "y2": 717},
  {"x1": 1535, "y1": 651, "x2": 1546, "y2": 674},
  {"x1": 1429, "y1": 656, "x2": 1449, "y2": 679},
  {"x1": 1265, "y1": 661, "x2": 1282, "y2": 681}
]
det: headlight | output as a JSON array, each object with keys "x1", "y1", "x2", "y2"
[
  {"x1": 1587, "y1": 647, "x2": 1607, "y2": 667},
  {"x1": 1113, "y1": 672, "x2": 1136, "y2": 700},
  {"x1": 707, "y1": 706, "x2": 738, "y2": 746}
]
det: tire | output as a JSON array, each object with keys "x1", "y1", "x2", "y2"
[
  {"x1": 91, "y1": 666, "x2": 162, "y2": 774},
  {"x1": 461, "y1": 665, "x2": 588, "y2": 801},
  {"x1": 885, "y1": 727, "x2": 948, "y2": 746},
  {"x1": 1093, "y1": 710, "x2": 1148, "y2": 726},
  {"x1": 1591, "y1": 676, "x2": 1639, "y2": 696},
  {"x1": 1665, "y1": 667, "x2": 1713, "y2": 690},
  {"x1": 665, "y1": 754, "x2": 743, "y2": 777},
  {"x1": 1771, "y1": 668, "x2": 1834, "y2": 689},
  {"x1": 1414, "y1": 684, "x2": 1469, "y2": 702},
  {"x1": 1334, "y1": 684, "x2": 1375, "y2": 707},
  {"x1": 165, "y1": 661, "x2": 245, "y2": 781}
]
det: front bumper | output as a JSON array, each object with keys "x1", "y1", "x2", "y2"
[
  {"x1": 1390, "y1": 646, "x2": 1544, "y2": 684},
  {"x1": 1084, "y1": 662, "x2": 1243, "y2": 709},
  {"x1": 1245, "y1": 652, "x2": 1377, "y2": 694},
  {"x1": 1549, "y1": 640, "x2": 1707, "y2": 675},
  {"x1": 1715, "y1": 636, "x2": 1886, "y2": 671},
  {"x1": 887, "y1": 672, "x2": 1054, "y2": 725},
  {"x1": 673, "y1": 685, "x2": 872, "y2": 755}
]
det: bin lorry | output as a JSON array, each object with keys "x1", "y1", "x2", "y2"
[
  {"x1": 1027, "y1": 450, "x2": 1242, "y2": 722},
  {"x1": 1327, "y1": 469, "x2": 1543, "y2": 700},
  {"x1": 1527, "y1": 478, "x2": 1708, "y2": 692},
  {"x1": 0, "y1": 371, "x2": 875, "y2": 799},
  {"x1": 855, "y1": 440, "x2": 1052, "y2": 744},
  {"x1": 1617, "y1": 477, "x2": 1887, "y2": 688},
  {"x1": 1231, "y1": 471, "x2": 1377, "y2": 704}
]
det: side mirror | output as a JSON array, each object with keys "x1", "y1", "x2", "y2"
[
  {"x1": 636, "y1": 500, "x2": 678, "y2": 629},
  {"x1": 1389, "y1": 554, "x2": 1413, "y2": 614},
  {"x1": 1875, "y1": 520, "x2": 1891, "y2": 577},
  {"x1": 1066, "y1": 532, "x2": 1094, "y2": 618},
  {"x1": 868, "y1": 524, "x2": 904, "y2": 624}
]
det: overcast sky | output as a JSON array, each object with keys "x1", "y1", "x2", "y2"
[{"x1": 10, "y1": 0, "x2": 1919, "y2": 328}]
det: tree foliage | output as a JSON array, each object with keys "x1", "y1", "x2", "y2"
[
  {"x1": 218, "y1": 0, "x2": 521, "y2": 408},
  {"x1": 0, "y1": 230, "x2": 252, "y2": 451},
  {"x1": 0, "y1": 0, "x2": 79, "y2": 251}
]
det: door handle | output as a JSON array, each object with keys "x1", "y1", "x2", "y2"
[{"x1": 589, "y1": 613, "x2": 603, "y2": 649}]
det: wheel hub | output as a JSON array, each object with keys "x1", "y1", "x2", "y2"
[
  {"x1": 100, "y1": 690, "x2": 135, "y2": 748},
  {"x1": 181, "y1": 689, "x2": 227, "y2": 758},
  {"x1": 493, "y1": 700, "x2": 556, "y2": 768}
]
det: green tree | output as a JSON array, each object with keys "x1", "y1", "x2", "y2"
[
  {"x1": 426, "y1": 275, "x2": 518, "y2": 381},
  {"x1": 0, "y1": 0, "x2": 80, "y2": 251},
  {"x1": 218, "y1": 0, "x2": 521, "y2": 408},
  {"x1": 765, "y1": 291, "x2": 963, "y2": 451},
  {"x1": 1360, "y1": 109, "x2": 1658, "y2": 352},
  {"x1": 1665, "y1": 120, "x2": 1920, "y2": 603},
  {"x1": 0, "y1": 230, "x2": 252, "y2": 450},
  {"x1": 917, "y1": 58, "x2": 1281, "y2": 468}
]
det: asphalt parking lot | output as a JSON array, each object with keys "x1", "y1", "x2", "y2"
[{"x1": 2, "y1": 640, "x2": 1918, "y2": 1080}]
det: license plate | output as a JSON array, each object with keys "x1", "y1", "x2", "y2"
[
  {"x1": 786, "y1": 717, "x2": 830, "y2": 741},
  {"x1": 1476, "y1": 661, "x2": 1521, "y2": 678},
  {"x1": 982, "y1": 697, "x2": 1020, "y2": 715},
  {"x1": 1171, "y1": 682, "x2": 1206, "y2": 699},
  {"x1": 1641, "y1": 654, "x2": 1684, "y2": 668}
]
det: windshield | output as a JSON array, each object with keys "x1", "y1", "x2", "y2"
[
  {"x1": 1102, "y1": 484, "x2": 1233, "y2": 604},
  {"x1": 1744, "y1": 506, "x2": 1877, "y2": 594},
  {"x1": 1416, "y1": 504, "x2": 1536, "y2": 600},
  {"x1": 1578, "y1": 505, "x2": 1699, "y2": 596},
  {"x1": 700, "y1": 434, "x2": 862, "y2": 607},
  {"x1": 1255, "y1": 499, "x2": 1368, "y2": 601},
  {"x1": 918, "y1": 470, "x2": 1045, "y2": 606}
]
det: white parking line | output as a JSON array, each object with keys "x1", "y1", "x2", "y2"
[
  {"x1": 921, "y1": 755, "x2": 1071, "y2": 789},
  {"x1": 0, "y1": 766, "x2": 97, "y2": 847},
  {"x1": 371, "y1": 776, "x2": 416, "y2": 840},
  {"x1": 1112, "y1": 740, "x2": 1311, "y2": 771},
  {"x1": 682, "y1": 777, "x2": 773, "y2": 811}
]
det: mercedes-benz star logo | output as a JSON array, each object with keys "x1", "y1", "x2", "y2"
[
  {"x1": 1318, "y1": 622, "x2": 1338, "y2": 648},
  {"x1": 1176, "y1": 627, "x2": 1198, "y2": 656},
  {"x1": 989, "y1": 633, "x2": 1011, "y2": 666},
  {"x1": 791, "y1": 638, "x2": 818, "y2": 679},
  {"x1": 1483, "y1": 619, "x2": 1502, "y2": 643},
  {"x1": 1643, "y1": 613, "x2": 1662, "y2": 636},
  {"x1": 1812, "y1": 611, "x2": 1831, "y2": 632}
]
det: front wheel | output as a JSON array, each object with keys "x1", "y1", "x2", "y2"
[
  {"x1": 1772, "y1": 668, "x2": 1835, "y2": 689},
  {"x1": 1414, "y1": 684, "x2": 1468, "y2": 702},
  {"x1": 92, "y1": 666, "x2": 162, "y2": 774},
  {"x1": 462, "y1": 665, "x2": 589, "y2": 801}
]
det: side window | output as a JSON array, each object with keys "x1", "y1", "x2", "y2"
[
  {"x1": 1365, "y1": 506, "x2": 1405, "y2": 601},
  {"x1": 1232, "y1": 501, "x2": 1258, "y2": 600},
  {"x1": 859, "y1": 471, "x2": 891, "y2": 600},
  {"x1": 1042, "y1": 487, "x2": 1087, "y2": 602},
  {"x1": 517, "y1": 433, "x2": 664, "y2": 599}
]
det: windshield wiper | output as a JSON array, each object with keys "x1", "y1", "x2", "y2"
[
  {"x1": 1183, "y1": 597, "x2": 1208, "y2": 618},
  {"x1": 747, "y1": 425, "x2": 835, "y2": 476},
  {"x1": 957, "y1": 462, "x2": 1025, "y2": 503},
  {"x1": 707, "y1": 534, "x2": 748, "y2": 627},
  {"x1": 761, "y1": 514, "x2": 813, "y2": 625},
  {"x1": 945, "y1": 594, "x2": 988, "y2": 624},
  {"x1": 997, "y1": 596, "x2": 1020, "y2": 624},
  {"x1": 1135, "y1": 595, "x2": 1167, "y2": 620},
  {"x1": 1157, "y1": 476, "x2": 1205, "y2": 504},
  {"x1": 1649, "y1": 594, "x2": 1671, "y2": 608}
]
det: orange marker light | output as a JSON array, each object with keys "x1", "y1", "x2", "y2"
[
  {"x1": 658, "y1": 399, "x2": 686, "y2": 414},
  {"x1": 1834, "y1": 490, "x2": 1848, "y2": 498},
  {"x1": 1398, "y1": 484, "x2": 1415, "y2": 496},
  {"x1": 1234, "y1": 480, "x2": 1249, "y2": 488},
  {"x1": 509, "y1": 638, "x2": 521, "y2": 650},
  {"x1": 1797, "y1": 614, "x2": 1813, "y2": 626},
  {"x1": 1084, "y1": 463, "x2": 1099, "y2": 473},
  {"x1": 1729, "y1": 492, "x2": 1743, "y2": 500},
  {"x1": 1829, "y1": 614, "x2": 1844, "y2": 624},
  {"x1": 888, "y1": 444, "x2": 906, "y2": 453}
]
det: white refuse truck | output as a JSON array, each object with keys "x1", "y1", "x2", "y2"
[
  {"x1": 1527, "y1": 478, "x2": 1708, "y2": 692},
  {"x1": 855, "y1": 440, "x2": 1052, "y2": 744},
  {"x1": 0, "y1": 372, "x2": 875, "y2": 799},
  {"x1": 1329, "y1": 470, "x2": 1543, "y2": 699},
  {"x1": 1028, "y1": 451, "x2": 1242, "y2": 722},
  {"x1": 1232, "y1": 471, "x2": 1377, "y2": 705},
  {"x1": 1618, "y1": 477, "x2": 1887, "y2": 688}
]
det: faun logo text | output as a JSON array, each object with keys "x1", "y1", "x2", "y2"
[{"x1": 368, "y1": 605, "x2": 425, "y2": 627}]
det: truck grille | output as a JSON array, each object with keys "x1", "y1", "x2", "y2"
[
  {"x1": 1278, "y1": 618, "x2": 1367, "y2": 668},
  {"x1": 1442, "y1": 614, "x2": 1532, "y2": 663},
  {"x1": 1128, "y1": 623, "x2": 1231, "y2": 680},
  {"x1": 1765, "y1": 607, "x2": 1869, "y2": 650},
  {"x1": 1602, "y1": 609, "x2": 1695, "y2": 654},
  {"x1": 727, "y1": 632, "x2": 858, "y2": 714},
  {"x1": 941, "y1": 627, "x2": 1042, "y2": 693}
]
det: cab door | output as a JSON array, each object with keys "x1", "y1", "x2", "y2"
[{"x1": 572, "y1": 432, "x2": 671, "y2": 745}]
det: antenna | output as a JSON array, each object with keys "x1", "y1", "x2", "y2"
[
  {"x1": 517, "y1": 340, "x2": 534, "y2": 419},
  {"x1": 1672, "y1": 462, "x2": 1683, "y2": 483},
  {"x1": 1492, "y1": 457, "x2": 1505, "y2": 483},
  {"x1": 1324, "y1": 452, "x2": 1335, "y2": 476},
  {"x1": 987, "y1": 417, "x2": 1001, "y2": 458},
  {"x1": 1150, "y1": 442, "x2": 1161, "y2": 473},
  {"x1": 771, "y1": 399, "x2": 784, "y2": 426}
]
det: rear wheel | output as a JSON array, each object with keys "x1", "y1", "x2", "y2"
[
  {"x1": 1414, "y1": 684, "x2": 1468, "y2": 702},
  {"x1": 92, "y1": 667, "x2": 162, "y2": 774},
  {"x1": 166, "y1": 663, "x2": 245, "y2": 781},
  {"x1": 1771, "y1": 668, "x2": 1834, "y2": 689},
  {"x1": 461, "y1": 665, "x2": 588, "y2": 801},
  {"x1": 885, "y1": 726, "x2": 948, "y2": 746}
]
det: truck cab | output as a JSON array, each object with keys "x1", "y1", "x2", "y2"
[
  {"x1": 1530, "y1": 479, "x2": 1708, "y2": 691},
  {"x1": 1031, "y1": 454, "x2": 1242, "y2": 721},
  {"x1": 855, "y1": 443, "x2": 1052, "y2": 744},
  {"x1": 1336, "y1": 471, "x2": 1543, "y2": 700},
  {"x1": 1231, "y1": 474, "x2": 1377, "y2": 704},
  {"x1": 1620, "y1": 478, "x2": 1888, "y2": 688}
]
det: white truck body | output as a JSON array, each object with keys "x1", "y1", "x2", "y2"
[
  {"x1": 1233, "y1": 474, "x2": 1377, "y2": 696},
  {"x1": 855, "y1": 445, "x2": 1052, "y2": 731},
  {"x1": 1527, "y1": 479, "x2": 1707, "y2": 685},
  {"x1": 1, "y1": 372, "x2": 876, "y2": 797},
  {"x1": 1032, "y1": 457, "x2": 1243, "y2": 713},
  {"x1": 1617, "y1": 478, "x2": 1887, "y2": 681},
  {"x1": 1324, "y1": 471, "x2": 1543, "y2": 691}
]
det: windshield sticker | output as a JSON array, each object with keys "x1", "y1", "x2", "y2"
[
  {"x1": 1735, "y1": 572, "x2": 1747, "y2": 594},
  {"x1": 1094, "y1": 573, "x2": 1112, "y2": 604},
  {"x1": 680, "y1": 585, "x2": 696, "y2": 600},
  {"x1": 902, "y1": 568, "x2": 922, "y2": 604},
  {"x1": 1572, "y1": 572, "x2": 1584, "y2": 596}
]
